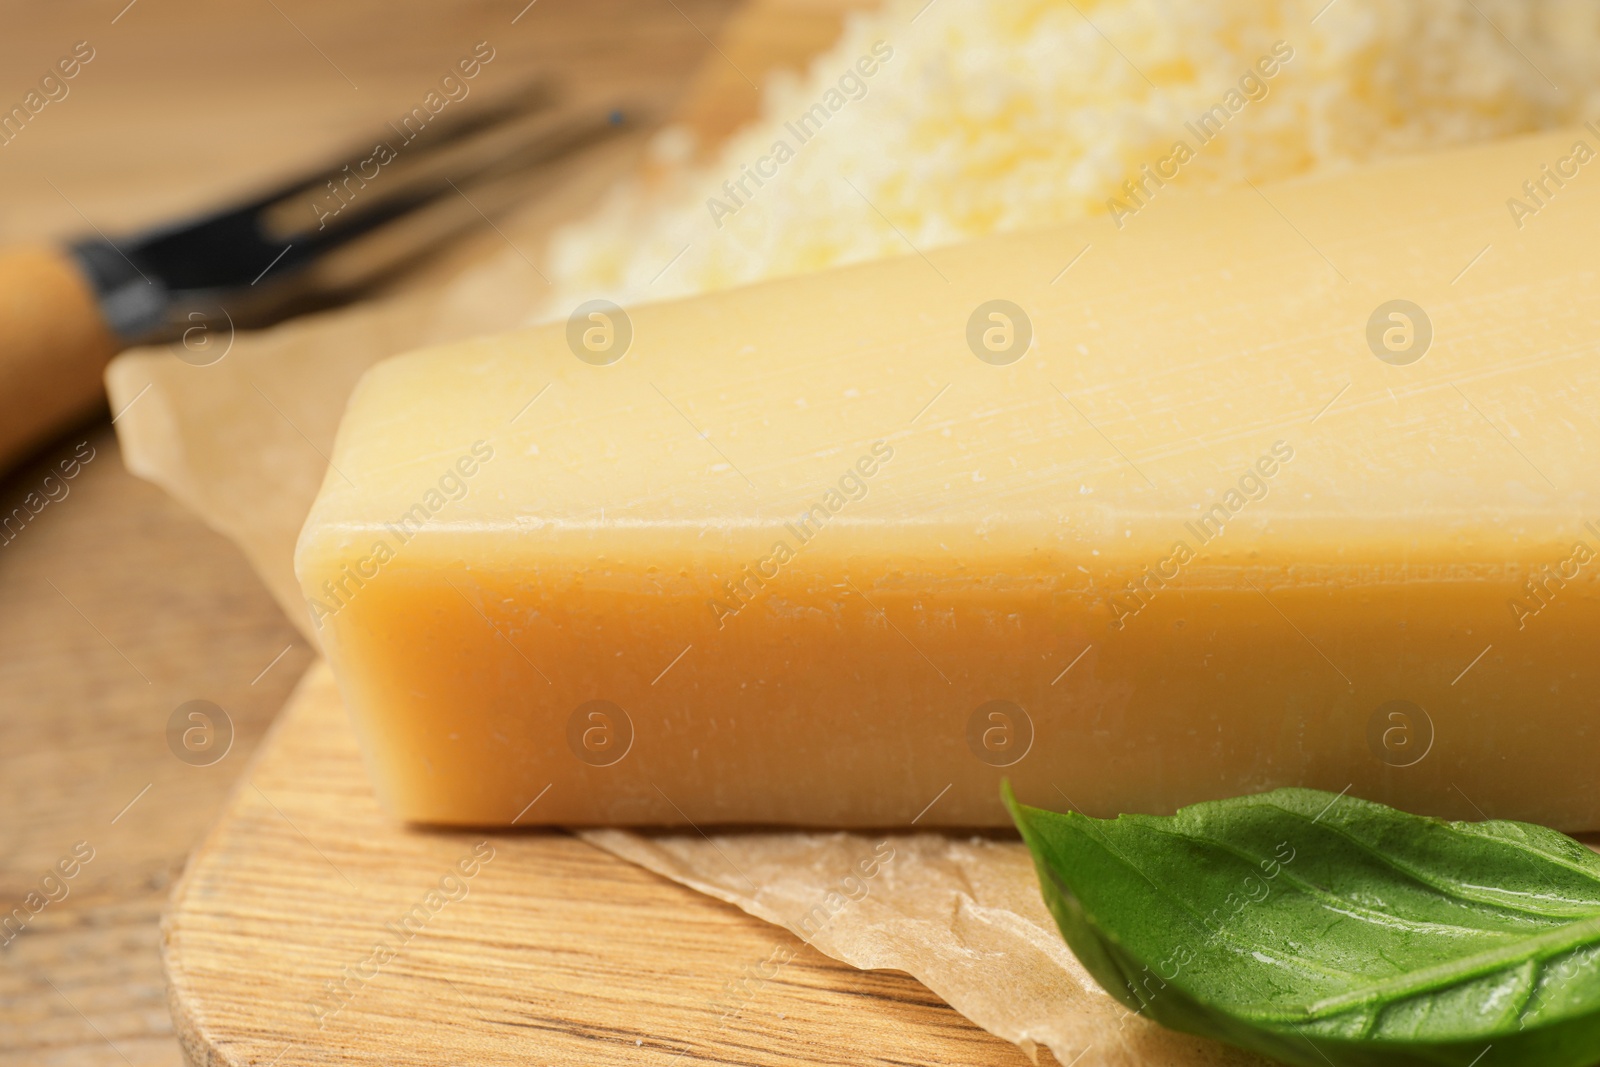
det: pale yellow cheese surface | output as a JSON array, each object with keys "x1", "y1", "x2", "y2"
[{"x1": 299, "y1": 129, "x2": 1600, "y2": 828}]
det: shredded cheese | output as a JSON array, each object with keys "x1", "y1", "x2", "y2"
[{"x1": 538, "y1": 0, "x2": 1600, "y2": 316}]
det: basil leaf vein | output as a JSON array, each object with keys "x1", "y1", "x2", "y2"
[{"x1": 1005, "y1": 783, "x2": 1600, "y2": 1066}]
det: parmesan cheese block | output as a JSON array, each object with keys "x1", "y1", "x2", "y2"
[{"x1": 299, "y1": 129, "x2": 1600, "y2": 829}]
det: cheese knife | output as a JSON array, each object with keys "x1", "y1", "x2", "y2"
[{"x1": 0, "y1": 84, "x2": 628, "y2": 470}]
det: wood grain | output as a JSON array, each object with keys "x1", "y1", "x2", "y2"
[
  {"x1": 0, "y1": 426, "x2": 314, "y2": 1067},
  {"x1": 163, "y1": 663, "x2": 1028, "y2": 1067}
]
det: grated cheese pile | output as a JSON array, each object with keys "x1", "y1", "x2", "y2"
[{"x1": 537, "y1": 0, "x2": 1600, "y2": 316}]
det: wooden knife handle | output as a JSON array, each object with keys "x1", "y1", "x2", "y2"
[{"x1": 0, "y1": 246, "x2": 119, "y2": 471}]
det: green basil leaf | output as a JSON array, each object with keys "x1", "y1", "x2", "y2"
[{"x1": 1003, "y1": 783, "x2": 1600, "y2": 1067}]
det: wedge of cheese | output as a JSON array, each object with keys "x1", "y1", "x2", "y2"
[{"x1": 298, "y1": 128, "x2": 1600, "y2": 829}]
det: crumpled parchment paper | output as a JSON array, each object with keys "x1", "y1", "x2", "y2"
[{"x1": 583, "y1": 828, "x2": 1266, "y2": 1066}]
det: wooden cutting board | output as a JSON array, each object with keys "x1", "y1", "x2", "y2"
[
  {"x1": 160, "y1": 2, "x2": 1029, "y2": 1064},
  {"x1": 163, "y1": 663, "x2": 1027, "y2": 1066}
]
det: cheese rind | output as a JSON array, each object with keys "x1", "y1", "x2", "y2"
[{"x1": 299, "y1": 130, "x2": 1600, "y2": 829}]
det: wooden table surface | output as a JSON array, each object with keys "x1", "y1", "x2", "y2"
[{"x1": 0, "y1": 3, "x2": 751, "y2": 1063}]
